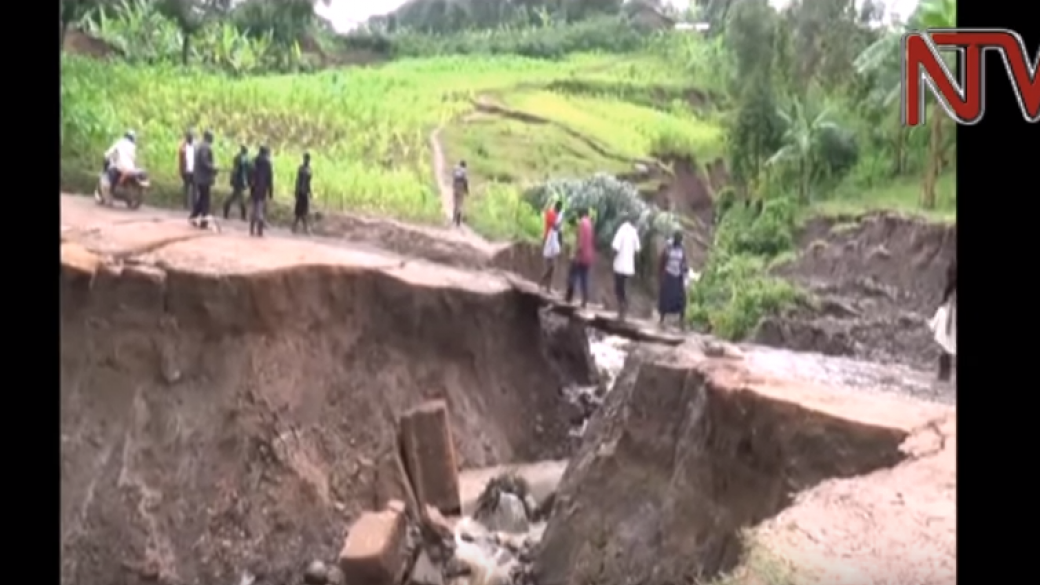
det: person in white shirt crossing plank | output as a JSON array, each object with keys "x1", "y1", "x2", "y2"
[{"x1": 611, "y1": 216, "x2": 641, "y2": 321}]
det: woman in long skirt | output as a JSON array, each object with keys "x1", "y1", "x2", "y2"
[{"x1": 658, "y1": 232, "x2": 688, "y2": 329}]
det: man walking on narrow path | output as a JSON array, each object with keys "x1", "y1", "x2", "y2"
[
  {"x1": 249, "y1": 146, "x2": 273, "y2": 237},
  {"x1": 189, "y1": 131, "x2": 217, "y2": 228},
  {"x1": 611, "y1": 214, "x2": 641, "y2": 321},
  {"x1": 178, "y1": 130, "x2": 195, "y2": 210},
  {"x1": 223, "y1": 145, "x2": 251, "y2": 220},
  {"x1": 565, "y1": 208, "x2": 595, "y2": 308},
  {"x1": 452, "y1": 160, "x2": 468, "y2": 227},
  {"x1": 293, "y1": 152, "x2": 313, "y2": 235}
]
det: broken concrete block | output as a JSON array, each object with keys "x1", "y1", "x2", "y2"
[
  {"x1": 339, "y1": 507, "x2": 407, "y2": 585},
  {"x1": 400, "y1": 400, "x2": 461, "y2": 514}
]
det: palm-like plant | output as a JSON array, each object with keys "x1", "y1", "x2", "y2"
[
  {"x1": 854, "y1": 0, "x2": 956, "y2": 209},
  {"x1": 765, "y1": 96, "x2": 840, "y2": 202}
]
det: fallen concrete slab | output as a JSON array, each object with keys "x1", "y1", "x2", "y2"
[
  {"x1": 400, "y1": 400, "x2": 462, "y2": 515},
  {"x1": 339, "y1": 501, "x2": 409, "y2": 585},
  {"x1": 533, "y1": 343, "x2": 954, "y2": 585}
]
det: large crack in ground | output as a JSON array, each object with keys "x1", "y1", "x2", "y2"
[
  {"x1": 60, "y1": 237, "x2": 591, "y2": 584},
  {"x1": 60, "y1": 197, "x2": 954, "y2": 585},
  {"x1": 531, "y1": 344, "x2": 953, "y2": 585}
]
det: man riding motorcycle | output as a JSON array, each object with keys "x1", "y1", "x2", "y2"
[{"x1": 104, "y1": 130, "x2": 138, "y2": 188}]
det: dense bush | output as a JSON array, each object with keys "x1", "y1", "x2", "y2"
[
  {"x1": 524, "y1": 173, "x2": 679, "y2": 250},
  {"x1": 343, "y1": 16, "x2": 649, "y2": 60},
  {"x1": 686, "y1": 195, "x2": 804, "y2": 340},
  {"x1": 78, "y1": 0, "x2": 308, "y2": 74}
]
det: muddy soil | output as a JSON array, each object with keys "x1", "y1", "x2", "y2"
[
  {"x1": 761, "y1": 212, "x2": 956, "y2": 371},
  {"x1": 59, "y1": 201, "x2": 594, "y2": 585},
  {"x1": 534, "y1": 341, "x2": 955, "y2": 585},
  {"x1": 620, "y1": 155, "x2": 721, "y2": 270}
]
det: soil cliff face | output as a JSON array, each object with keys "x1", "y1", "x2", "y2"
[
  {"x1": 762, "y1": 213, "x2": 956, "y2": 369},
  {"x1": 60, "y1": 244, "x2": 578, "y2": 585},
  {"x1": 533, "y1": 344, "x2": 917, "y2": 585}
]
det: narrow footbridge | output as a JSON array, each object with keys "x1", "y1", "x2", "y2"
[{"x1": 505, "y1": 276, "x2": 685, "y2": 346}]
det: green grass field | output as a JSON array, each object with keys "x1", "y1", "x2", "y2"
[
  {"x1": 808, "y1": 172, "x2": 956, "y2": 224},
  {"x1": 61, "y1": 39, "x2": 954, "y2": 239},
  {"x1": 62, "y1": 51, "x2": 723, "y2": 229}
]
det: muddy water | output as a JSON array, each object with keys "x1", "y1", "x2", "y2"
[
  {"x1": 447, "y1": 332, "x2": 631, "y2": 583},
  {"x1": 562, "y1": 332, "x2": 632, "y2": 437},
  {"x1": 738, "y1": 342, "x2": 955, "y2": 405}
]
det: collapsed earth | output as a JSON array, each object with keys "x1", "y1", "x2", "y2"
[{"x1": 60, "y1": 1, "x2": 956, "y2": 584}]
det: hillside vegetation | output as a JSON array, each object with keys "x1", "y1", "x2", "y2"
[{"x1": 60, "y1": 0, "x2": 956, "y2": 339}]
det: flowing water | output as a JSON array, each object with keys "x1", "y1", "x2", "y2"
[{"x1": 446, "y1": 332, "x2": 632, "y2": 583}]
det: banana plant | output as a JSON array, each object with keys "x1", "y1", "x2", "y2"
[
  {"x1": 765, "y1": 96, "x2": 840, "y2": 203},
  {"x1": 854, "y1": 0, "x2": 956, "y2": 209}
]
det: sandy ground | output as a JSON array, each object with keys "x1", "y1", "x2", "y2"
[{"x1": 696, "y1": 347, "x2": 956, "y2": 585}]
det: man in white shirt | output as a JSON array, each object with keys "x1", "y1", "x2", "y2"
[
  {"x1": 179, "y1": 130, "x2": 196, "y2": 209},
  {"x1": 611, "y1": 216, "x2": 641, "y2": 321},
  {"x1": 104, "y1": 130, "x2": 137, "y2": 187}
]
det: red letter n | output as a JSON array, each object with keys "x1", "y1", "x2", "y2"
[{"x1": 902, "y1": 30, "x2": 983, "y2": 127}]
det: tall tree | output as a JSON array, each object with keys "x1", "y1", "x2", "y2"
[
  {"x1": 234, "y1": 0, "x2": 330, "y2": 47},
  {"x1": 766, "y1": 97, "x2": 841, "y2": 202},
  {"x1": 154, "y1": 0, "x2": 212, "y2": 65},
  {"x1": 855, "y1": 0, "x2": 955, "y2": 209},
  {"x1": 61, "y1": 0, "x2": 106, "y2": 51},
  {"x1": 724, "y1": 0, "x2": 778, "y2": 91}
]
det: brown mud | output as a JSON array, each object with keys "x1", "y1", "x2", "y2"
[
  {"x1": 60, "y1": 199, "x2": 592, "y2": 585},
  {"x1": 761, "y1": 213, "x2": 956, "y2": 370},
  {"x1": 535, "y1": 342, "x2": 955, "y2": 585}
]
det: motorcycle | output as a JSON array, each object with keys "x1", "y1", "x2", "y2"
[{"x1": 95, "y1": 162, "x2": 149, "y2": 209}]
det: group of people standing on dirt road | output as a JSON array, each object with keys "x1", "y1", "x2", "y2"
[
  {"x1": 176, "y1": 130, "x2": 313, "y2": 236},
  {"x1": 537, "y1": 197, "x2": 690, "y2": 329}
]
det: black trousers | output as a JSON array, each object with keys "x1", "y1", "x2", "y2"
[
  {"x1": 190, "y1": 184, "x2": 212, "y2": 219},
  {"x1": 938, "y1": 352, "x2": 953, "y2": 381},
  {"x1": 182, "y1": 173, "x2": 195, "y2": 209},
  {"x1": 565, "y1": 261, "x2": 590, "y2": 305},
  {"x1": 224, "y1": 186, "x2": 246, "y2": 219},
  {"x1": 614, "y1": 272, "x2": 629, "y2": 308}
]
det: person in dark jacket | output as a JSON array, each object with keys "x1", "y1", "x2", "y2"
[
  {"x1": 223, "y1": 145, "x2": 251, "y2": 220},
  {"x1": 293, "y1": 153, "x2": 313, "y2": 234},
  {"x1": 249, "y1": 146, "x2": 274, "y2": 237},
  {"x1": 189, "y1": 130, "x2": 217, "y2": 227},
  {"x1": 452, "y1": 160, "x2": 468, "y2": 227},
  {"x1": 937, "y1": 257, "x2": 956, "y2": 382}
]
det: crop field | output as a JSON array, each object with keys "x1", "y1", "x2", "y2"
[{"x1": 61, "y1": 47, "x2": 725, "y2": 232}]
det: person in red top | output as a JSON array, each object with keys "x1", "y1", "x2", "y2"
[
  {"x1": 539, "y1": 199, "x2": 564, "y2": 292},
  {"x1": 564, "y1": 207, "x2": 595, "y2": 307}
]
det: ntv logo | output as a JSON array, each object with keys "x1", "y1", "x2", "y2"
[{"x1": 901, "y1": 29, "x2": 1040, "y2": 125}]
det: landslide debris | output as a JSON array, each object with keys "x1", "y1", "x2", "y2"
[{"x1": 763, "y1": 212, "x2": 956, "y2": 370}]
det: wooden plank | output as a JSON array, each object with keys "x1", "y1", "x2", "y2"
[{"x1": 507, "y1": 275, "x2": 684, "y2": 345}]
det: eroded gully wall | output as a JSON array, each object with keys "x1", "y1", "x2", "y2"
[
  {"x1": 60, "y1": 253, "x2": 574, "y2": 585},
  {"x1": 534, "y1": 345, "x2": 909, "y2": 585}
]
